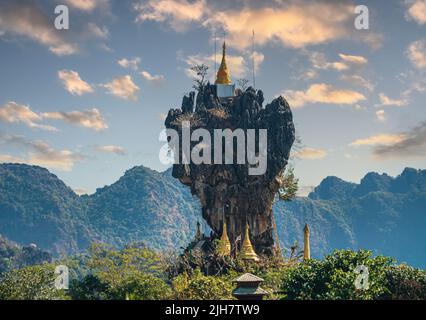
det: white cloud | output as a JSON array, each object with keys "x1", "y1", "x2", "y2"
[
  {"x1": 294, "y1": 147, "x2": 327, "y2": 159},
  {"x1": 341, "y1": 74, "x2": 374, "y2": 92},
  {"x1": 63, "y1": 0, "x2": 109, "y2": 12},
  {"x1": 309, "y1": 52, "x2": 367, "y2": 72},
  {"x1": 406, "y1": 0, "x2": 426, "y2": 25},
  {"x1": 338, "y1": 53, "x2": 368, "y2": 65},
  {"x1": 42, "y1": 108, "x2": 107, "y2": 131},
  {"x1": 140, "y1": 70, "x2": 165, "y2": 84},
  {"x1": 58, "y1": 70, "x2": 94, "y2": 96},
  {"x1": 407, "y1": 39, "x2": 426, "y2": 69},
  {"x1": 96, "y1": 145, "x2": 126, "y2": 155},
  {"x1": 87, "y1": 23, "x2": 109, "y2": 39},
  {"x1": 134, "y1": 0, "x2": 207, "y2": 32},
  {"x1": 204, "y1": 2, "x2": 355, "y2": 50},
  {"x1": 376, "y1": 110, "x2": 386, "y2": 122},
  {"x1": 0, "y1": 134, "x2": 84, "y2": 171},
  {"x1": 378, "y1": 93, "x2": 408, "y2": 107},
  {"x1": 349, "y1": 134, "x2": 407, "y2": 147},
  {"x1": 118, "y1": 57, "x2": 141, "y2": 70},
  {"x1": 102, "y1": 75, "x2": 140, "y2": 101},
  {"x1": 134, "y1": 1, "x2": 372, "y2": 51},
  {"x1": 0, "y1": 101, "x2": 57, "y2": 131},
  {"x1": 0, "y1": 2, "x2": 77, "y2": 55},
  {"x1": 283, "y1": 83, "x2": 366, "y2": 108}
]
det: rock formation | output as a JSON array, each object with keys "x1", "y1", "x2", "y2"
[{"x1": 165, "y1": 84, "x2": 295, "y2": 255}]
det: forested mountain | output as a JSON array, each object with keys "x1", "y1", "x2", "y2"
[{"x1": 0, "y1": 163, "x2": 425, "y2": 267}]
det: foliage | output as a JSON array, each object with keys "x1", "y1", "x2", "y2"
[
  {"x1": 172, "y1": 269, "x2": 233, "y2": 300},
  {"x1": 281, "y1": 250, "x2": 395, "y2": 300},
  {"x1": 82, "y1": 243, "x2": 170, "y2": 299},
  {"x1": 278, "y1": 167, "x2": 299, "y2": 201},
  {"x1": 380, "y1": 265, "x2": 426, "y2": 300},
  {"x1": 0, "y1": 264, "x2": 68, "y2": 300},
  {"x1": 237, "y1": 78, "x2": 250, "y2": 91},
  {"x1": 191, "y1": 64, "x2": 209, "y2": 91}
]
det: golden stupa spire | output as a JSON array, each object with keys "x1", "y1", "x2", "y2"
[
  {"x1": 239, "y1": 223, "x2": 259, "y2": 262},
  {"x1": 304, "y1": 223, "x2": 310, "y2": 261},
  {"x1": 216, "y1": 219, "x2": 231, "y2": 257},
  {"x1": 215, "y1": 42, "x2": 232, "y2": 85}
]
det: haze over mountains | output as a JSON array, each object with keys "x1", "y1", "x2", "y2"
[{"x1": 0, "y1": 163, "x2": 425, "y2": 267}]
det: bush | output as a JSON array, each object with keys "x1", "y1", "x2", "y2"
[
  {"x1": 172, "y1": 269, "x2": 233, "y2": 300},
  {"x1": 281, "y1": 250, "x2": 394, "y2": 300},
  {"x1": 380, "y1": 265, "x2": 426, "y2": 300},
  {"x1": 0, "y1": 264, "x2": 68, "y2": 300}
]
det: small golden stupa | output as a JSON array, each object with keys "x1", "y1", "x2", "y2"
[
  {"x1": 239, "y1": 223, "x2": 259, "y2": 262},
  {"x1": 216, "y1": 219, "x2": 231, "y2": 256},
  {"x1": 215, "y1": 42, "x2": 232, "y2": 85}
]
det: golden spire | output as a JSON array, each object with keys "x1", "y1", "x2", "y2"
[
  {"x1": 215, "y1": 42, "x2": 232, "y2": 85},
  {"x1": 303, "y1": 223, "x2": 310, "y2": 261},
  {"x1": 239, "y1": 223, "x2": 259, "y2": 262},
  {"x1": 216, "y1": 219, "x2": 231, "y2": 257}
]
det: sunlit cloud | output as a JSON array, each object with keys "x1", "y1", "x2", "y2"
[
  {"x1": 0, "y1": 1, "x2": 78, "y2": 55},
  {"x1": 0, "y1": 101, "x2": 57, "y2": 131},
  {"x1": 140, "y1": 70, "x2": 165, "y2": 85},
  {"x1": 283, "y1": 83, "x2": 366, "y2": 108},
  {"x1": 407, "y1": 39, "x2": 426, "y2": 69},
  {"x1": 294, "y1": 147, "x2": 327, "y2": 160},
  {"x1": 406, "y1": 0, "x2": 426, "y2": 25},
  {"x1": 96, "y1": 145, "x2": 127, "y2": 155},
  {"x1": 134, "y1": 0, "x2": 207, "y2": 32},
  {"x1": 58, "y1": 70, "x2": 94, "y2": 96},
  {"x1": 349, "y1": 134, "x2": 407, "y2": 147},
  {"x1": 133, "y1": 1, "x2": 369, "y2": 51},
  {"x1": 372, "y1": 122, "x2": 426, "y2": 159},
  {"x1": 377, "y1": 93, "x2": 408, "y2": 107},
  {"x1": 118, "y1": 57, "x2": 141, "y2": 70},
  {"x1": 102, "y1": 75, "x2": 140, "y2": 101},
  {"x1": 64, "y1": 0, "x2": 109, "y2": 12},
  {"x1": 0, "y1": 134, "x2": 84, "y2": 171},
  {"x1": 42, "y1": 108, "x2": 108, "y2": 131},
  {"x1": 341, "y1": 74, "x2": 374, "y2": 92},
  {"x1": 309, "y1": 51, "x2": 367, "y2": 72},
  {"x1": 87, "y1": 23, "x2": 109, "y2": 39},
  {"x1": 376, "y1": 110, "x2": 386, "y2": 122}
]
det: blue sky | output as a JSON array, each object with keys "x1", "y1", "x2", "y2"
[{"x1": 0, "y1": 0, "x2": 425, "y2": 195}]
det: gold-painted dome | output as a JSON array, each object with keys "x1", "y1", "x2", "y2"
[
  {"x1": 239, "y1": 223, "x2": 259, "y2": 262},
  {"x1": 215, "y1": 42, "x2": 232, "y2": 85}
]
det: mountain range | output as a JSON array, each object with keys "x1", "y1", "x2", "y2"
[{"x1": 0, "y1": 163, "x2": 425, "y2": 267}]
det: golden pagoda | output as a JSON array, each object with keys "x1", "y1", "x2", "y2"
[
  {"x1": 239, "y1": 223, "x2": 259, "y2": 262},
  {"x1": 216, "y1": 219, "x2": 231, "y2": 257},
  {"x1": 215, "y1": 42, "x2": 232, "y2": 85},
  {"x1": 303, "y1": 223, "x2": 310, "y2": 261}
]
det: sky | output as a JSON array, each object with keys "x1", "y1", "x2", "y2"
[{"x1": 0, "y1": 0, "x2": 425, "y2": 195}]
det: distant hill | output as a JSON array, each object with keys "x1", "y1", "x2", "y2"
[
  {"x1": 0, "y1": 234, "x2": 52, "y2": 274},
  {"x1": 0, "y1": 163, "x2": 425, "y2": 267}
]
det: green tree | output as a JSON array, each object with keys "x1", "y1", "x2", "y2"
[
  {"x1": 0, "y1": 264, "x2": 68, "y2": 300},
  {"x1": 281, "y1": 250, "x2": 394, "y2": 300}
]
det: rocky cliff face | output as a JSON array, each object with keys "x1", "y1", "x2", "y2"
[{"x1": 165, "y1": 85, "x2": 295, "y2": 255}]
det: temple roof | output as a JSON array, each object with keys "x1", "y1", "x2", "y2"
[
  {"x1": 232, "y1": 286, "x2": 269, "y2": 296},
  {"x1": 233, "y1": 273, "x2": 264, "y2": 283}
]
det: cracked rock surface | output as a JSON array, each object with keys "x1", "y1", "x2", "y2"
[{"x1": 165, "y1": 85, "x2": 295, "y2": 255}]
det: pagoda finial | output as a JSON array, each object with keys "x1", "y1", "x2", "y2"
[
  {"x1": 216, "y1": 219, "x2": 231, "y2": 257},
  {"x1": 239, "y1": 223, "x2": 259, "y2": 262},
  {"x1": 304, "y1": 223, "x2": 310, "y2": 261},
  {"x1": 215, "y1": 41, "x2": 232, "y2": 85}
]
